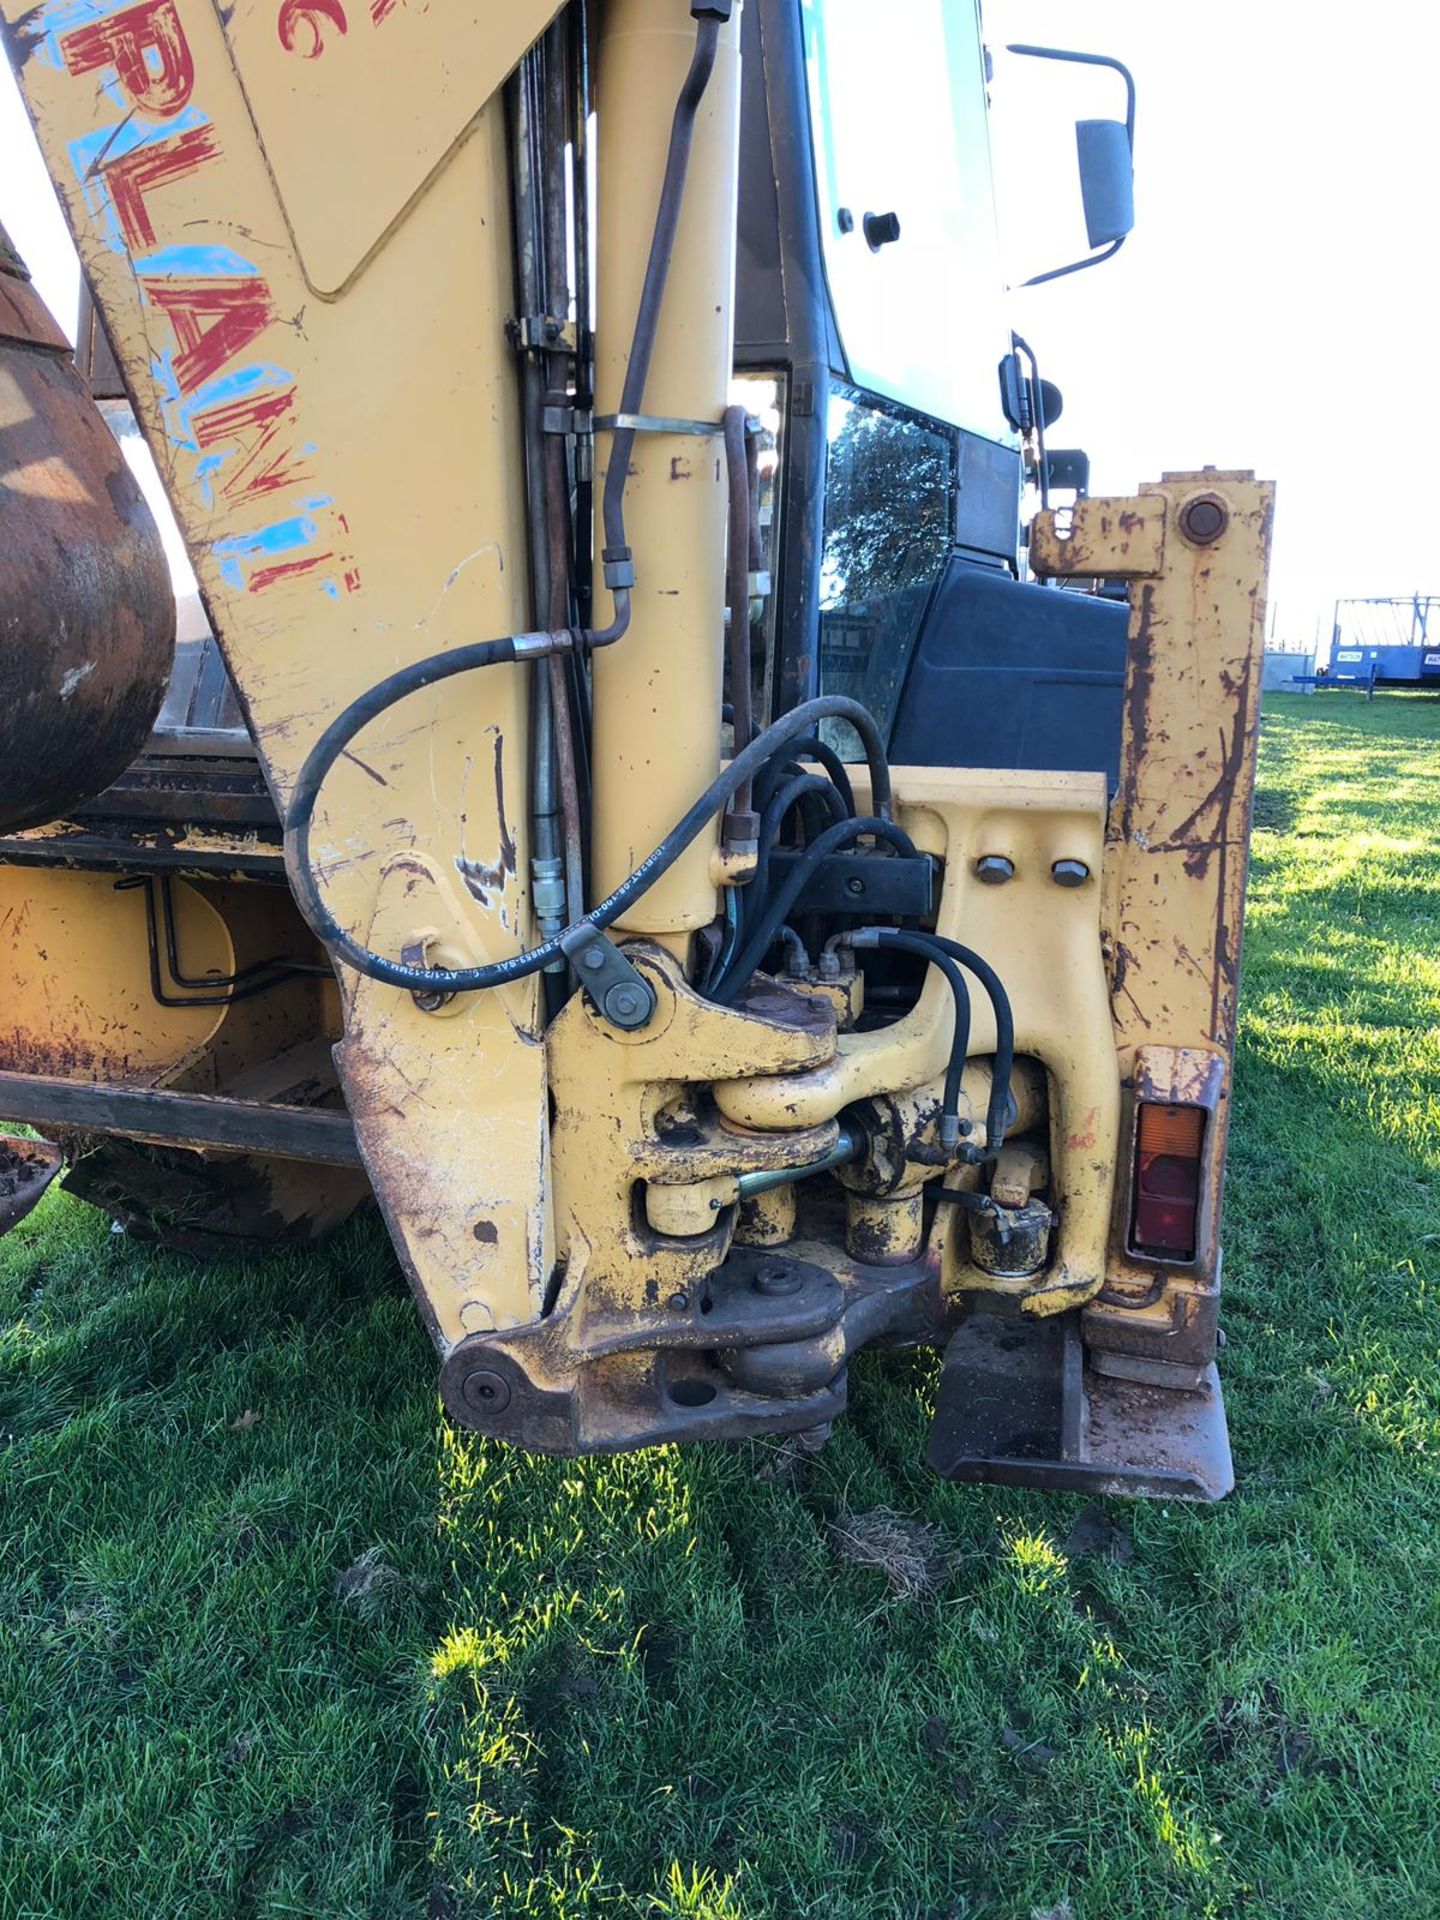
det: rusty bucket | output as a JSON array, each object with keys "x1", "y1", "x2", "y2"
[{"x1": 0, "y1": 225, "x2": 174, "y2": 833}]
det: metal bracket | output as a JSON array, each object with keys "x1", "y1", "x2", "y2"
[
  {"x1": 559, "y1": 923, "x2": 657, "y2": 1030},
  {"x1": 512, "y1": 313, "x2": 577, "y2": 354},
  {"x1": 768, "y1": 849, "x2": 937, "y2": 918},
  {"x1": 594, "y1": 412, "x2": 723, "y2": 437},
  {"x1": 1029, "y1": 493, "x2": 1166, "y2": 580},
  {"x1": 542, "y1": 404, "x2": 593, "y2": 437}
]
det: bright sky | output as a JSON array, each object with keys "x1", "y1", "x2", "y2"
[
  {"x1": 987, "y1": 1, "x2": 1440, "y2": 648},
  {"x1": 2, "y1": 4, "x2": 1434, "y2": 649}
]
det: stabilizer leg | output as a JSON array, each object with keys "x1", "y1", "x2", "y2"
[{"x1": 927, "y1": 1300, "x2": 1234, "y2": 1501}]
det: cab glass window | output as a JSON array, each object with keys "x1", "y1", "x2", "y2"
[
  {"x1": 817, "y1": 390, "x2": 954, "y2": 754},
  {"x1": 801, "y1": 0, "x2": 1009, "y2": 434}
]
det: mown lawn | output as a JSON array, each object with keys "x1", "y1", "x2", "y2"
[{"x1": 2, "y1": 691, "x2": 1438, "y2": 1920}]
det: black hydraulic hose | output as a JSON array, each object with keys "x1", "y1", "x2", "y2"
[
  {"x1": 862, "y1": 929, "x2": 973, "y2": 1150},
  {"x1": 287, "y1": 694, "x2": 891, "y2": 993},
  {"x1": 785, "y1": 735, "x2": 855, "y2": 816},
  {"x1": 751, "y1": 771, "x2": 848, "y2": 915},
  {"x1": 710, "y1": 812, "x2": 918, "y2": 1005},
  {"x1": 843, "y1": 927, "x2": 1014, "y2": 1154},
  {"x1": 754, "y1": 755, "x2": 852, "y2": 853},
  {"x1": 915, "y1": 933, "x2": 1016, "y2": 1154},
  {"x1": 752, "y1": 758, "x2": 806, "y2": 821},
  {"x1": 752, "y1": 745, "x2": 854, "y2": 838},
  {"x1": 283, "y1": 8, "x2": 781, "y2": 994},
  {"x1": 925, "y1": 933, "x2": 1013, "y2": 1152},
  {"x1": 281, "y1": 24, "x2": 912, "y2": 1015},
  {"x1": 592, "y1": 12, "x2": 723, "y2": 647},
  {"x1": 758, "y1": 769, "x2": 847, "y2": 851}
]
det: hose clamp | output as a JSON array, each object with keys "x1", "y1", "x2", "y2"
[{"x1": 594, "y1": 412, "x2": 724, "y2": 437}]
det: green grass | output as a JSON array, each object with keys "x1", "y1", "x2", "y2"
[{"x1": 3, "y1": 690, "x2": 1439, "y2": 1920}]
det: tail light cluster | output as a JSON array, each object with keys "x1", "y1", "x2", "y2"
[{"x1": 1130, "y1": 1102, "x2": 1206, "y2": 1261}]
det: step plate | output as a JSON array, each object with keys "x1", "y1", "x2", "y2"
[{"x1": 926, "y1": 1301, "x2": 1234, "y2": 1501}]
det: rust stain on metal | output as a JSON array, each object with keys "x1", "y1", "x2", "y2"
[
  {"x1": 0, "y1": 1028, "x2": 156, "y2": 1082},
  {"x1": 1087, "y1": 474, "x2": 1272, "y2": 1405},
  {"x1": 1112, "y1": 581, "x2": 1157, "y2": 855},
  {"x1": 1146, "y1": 650, "x2": 1257, "y2": 1043},
  {"x1": 1029, "y1": 495, "x2": 1166, "y2": 580},
  {"x1": 1107, "y1": 939, "x2": 1151, "y2": 1031},
  {"x1": 455, "y1": 733, "x2": 517, "y2": 906},
  {"x1": 492, "y1": 731, "x2": 517, "y2": 875},
  {"x1": 846, "y1": 1203, "x2": 911, "y2": 1264},
  {"x1": 1151, "y1": 670, "x2": 1253, "y2": 883}
]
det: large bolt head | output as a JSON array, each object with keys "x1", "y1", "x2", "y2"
[
  {"x1": 1051, "y1": 859, "x2": 1091, "y2": 888},
  {"x1": 602, "y1": 981, "x2": 654, "y2": 1028},
  {"x1": 753, "y1": 1262, "x2": 804, "y2": 1297},
  {"x1": 461, "y1": 1368, "x2": 511, "y2": 1417},
  {"x1": 1178, "y1": 492, "x2": 1230, "y2": 547},
  {"x1": 975, "y1": 855, "x2": 1015, "y2": 885}
]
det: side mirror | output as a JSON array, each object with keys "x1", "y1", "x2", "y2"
[
  {"x1": 1008, "y1": 45, "x2": 1136, "y2": 286},
  {"x1": 1077, "y1": 119, "x2": 1134, "y2": 250}
]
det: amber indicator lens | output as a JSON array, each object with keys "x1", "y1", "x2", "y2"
[{"x1": 1131, "y1": 1102, "x2": 1205, "y2": 1259}]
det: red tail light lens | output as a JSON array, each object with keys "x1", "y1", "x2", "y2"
[{"x1": 1131, "y1": 1103, "x2": 1205, "y2": 1260}]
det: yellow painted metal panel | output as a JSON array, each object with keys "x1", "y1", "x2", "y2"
[
  {"x1": 210, "y1": 0, "x2": 563, "y2": 293},
  {"x1": 590, "y1": 0, "x2": 742, "y2": 937},
  {"x1": 1032, "y1": 471, "x2": 1275, "y2": 1351},
  {"x1": 4, "y1": 0, "x2": 550, "y2": 1340},
  {"x1": 0, "y1": 868, "x2": 228, "y2": 1080}
]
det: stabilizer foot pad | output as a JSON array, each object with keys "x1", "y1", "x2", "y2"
[{"x1": 926, "y1": 1301, "x2": 1234, "y2": 1501}]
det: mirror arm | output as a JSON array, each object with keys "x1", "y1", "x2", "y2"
[
  {"x1": 1006, "y1": 44, "x2": 1136, "y2": 144},
  {"x1": 1007, "y1": 43, "x2": 1135, "y2": 288},
  {"x1": 1020, "y1": 237, "x2": 1125, "y2": 290}
]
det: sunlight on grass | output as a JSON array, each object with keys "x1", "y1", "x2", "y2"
[
  {"x1": 1000, "y1": 1526, "x2": 1069, "y2": 1595},
  {"x1": 648, "y1": 1862, "x2": 747, "y2": 1919},
  {"x1": 1117, "y1": 1727, "x2": 1217, "y2": 1876}
]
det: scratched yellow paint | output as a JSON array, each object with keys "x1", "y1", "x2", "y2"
[
  {"x1": 5, "y1": 0, "x2": 545, "y2": 1345},
  {"x1": 4, "y1": 0, "x2": 1274, "y2": 1399}
]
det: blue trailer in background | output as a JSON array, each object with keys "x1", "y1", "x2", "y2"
[{"x1": 1327, "y1": 594, "x2": 1440, "y2": 688}]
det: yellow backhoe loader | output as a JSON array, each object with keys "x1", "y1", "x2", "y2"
[{"x1": 0, "y1": 0, "x2": 1271, "y2": 1496}]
